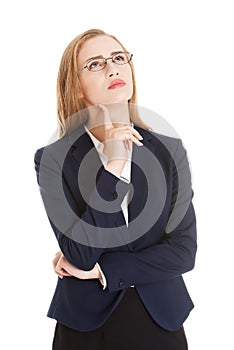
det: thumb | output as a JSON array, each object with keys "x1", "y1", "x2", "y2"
[{"x1": 98, "y1": 104, "x2": 113, "y2": 131}]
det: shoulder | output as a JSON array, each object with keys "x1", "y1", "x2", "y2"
[
  {"x1": 34, "y1": 137, "x2": 65, "y2": 172},
  {"x1": 34, "y1": 123, "x2": 87, "y2": 170},
  {"x1": 134, "y1": 124, "x2": 184, "y2": 159},
  {"x1": 34, "y1": 146, "x2": 45, "y2": 169}
]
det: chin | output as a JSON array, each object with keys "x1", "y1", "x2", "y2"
[{"x1": 104, "y1": 94, "x2": 133, "y2": 105}]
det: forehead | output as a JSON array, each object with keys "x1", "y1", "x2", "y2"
[{"x1": 78, "y1": 35, "x2": 124, "y2": 63}]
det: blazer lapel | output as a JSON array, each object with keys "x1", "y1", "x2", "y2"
[
  {"x1": 70, "y1": 124, "x2": 105, "y2": 195},
  {"x1": 125, "y1": 127, "x2": 157, "y2": 249},
  {"x1": 69, "y1": 124, "x2": 157, "y2": 245}
]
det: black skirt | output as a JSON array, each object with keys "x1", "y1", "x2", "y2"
[{"x1": 52, "y1": 287, "x2": 188, "y2": 350}]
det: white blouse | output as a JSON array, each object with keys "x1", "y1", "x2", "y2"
[{"x1": 84, "y1": 123, "x2": 135, "y2": 290}]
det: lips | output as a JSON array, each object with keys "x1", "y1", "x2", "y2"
[{"x1": 108, "y1": 79, "x2": 126, "y2": 89}]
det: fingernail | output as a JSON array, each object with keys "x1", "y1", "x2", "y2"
[{"x1": 58, "y1": 276, "x2": 63, "y2": 279}]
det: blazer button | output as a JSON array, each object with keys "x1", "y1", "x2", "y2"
[
  {"x1": 113, "y1": 191, "x2": 118, "y2": 199},
  {"x1": 119, "y1": 280, "x2": 125, "y2": 289}
]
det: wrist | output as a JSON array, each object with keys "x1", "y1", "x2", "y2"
[
  {"x1": 105, "y1": 160, "x2": 126, "y2": 177},
  {"x1": 82, "y1": 264, "x2": 101, "y2": 280}
]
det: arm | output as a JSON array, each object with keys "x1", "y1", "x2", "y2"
[
  {"x1": 98, "y1": 201, "x2": 197, "y2": 292},
  {"x1": 51, "y1": 198, "x2": 196, "y2": 292},
  {"x1": 34, "y1": 107, "x2": 143, "y2": 271},
  {"x1": 34, "y1": 147, "x2": 130, "y2": 271},
  {"x1": 97, "y1": 138, "x2": 197, "y2": 292}
]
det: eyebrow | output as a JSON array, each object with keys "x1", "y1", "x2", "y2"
[{"x1": 84, "y1": 51, "x2": 124, "y2": 65}]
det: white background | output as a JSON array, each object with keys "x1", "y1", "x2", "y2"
[{"x1": 1, "y1": 1, "x2": 233, "y2": 349}]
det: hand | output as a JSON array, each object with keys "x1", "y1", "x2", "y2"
[
  {"x1": 99, "y1": 104, "x2": 143, "y2": 161},
  {"x1": 52, "y1": 251, "x2": 72, "y2": 278},
  {"x1": 53, "y1": 251, "x2": 101, "y2": 280}
]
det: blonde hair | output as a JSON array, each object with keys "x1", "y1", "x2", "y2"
[{"x1": 57, "y1": 29, "x2": 151, "y2": 137}]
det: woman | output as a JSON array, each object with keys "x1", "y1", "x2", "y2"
[{"x1": 34, "y1": 29, "x2": 197, "y2": 350}]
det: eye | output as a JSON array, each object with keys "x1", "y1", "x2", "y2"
[
  {"x1": 87, "y1": 59, "x2": 105, "y2": 71},
  {"x1": 113, "y1": 54, "x2": 127, "y2": 63},
  {"x1": 88, "y1": 60, "x2": 100, "y2": 69}
]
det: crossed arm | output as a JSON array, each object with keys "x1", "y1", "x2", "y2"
[
  {"x1": 35, "y1": 138, "x2": 197, "y2": 292},
  {"x1": 52, "y1": 199, "x2": 197, "y2": 292}
]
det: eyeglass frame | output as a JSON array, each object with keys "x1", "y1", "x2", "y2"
[{"x1": 77, "y1": 52, "x2": 133, "y2": 73}]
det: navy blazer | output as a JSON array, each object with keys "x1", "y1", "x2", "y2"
[{"x1": 34, "y1": 123, "x2": 197, "y2": 332}]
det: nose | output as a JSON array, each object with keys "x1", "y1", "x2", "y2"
[{"x1": 105, "y1": 60, "x2": 119, "y2": 78}]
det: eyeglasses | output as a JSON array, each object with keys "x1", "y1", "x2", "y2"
[{"x1": 78, "y1": 52, "x2": 133, "y2": 73}]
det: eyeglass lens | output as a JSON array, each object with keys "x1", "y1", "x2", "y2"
[{"x1": 86, "y1": 52, "x2": 132, "y2": 72}]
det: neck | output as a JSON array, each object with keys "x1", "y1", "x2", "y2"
[{"x1": 85, "y1": 103, "x2": 131, "y2": 142}]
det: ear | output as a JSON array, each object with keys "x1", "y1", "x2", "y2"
[
  {"x1": 77, "y1": 88, "x2": 84, "y2": 99},
  {"x1": 77, "y1": 79, "x2": 84, "y2": 99}
]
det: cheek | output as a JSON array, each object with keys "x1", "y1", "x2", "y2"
[
  {"x1": 124, "y1": 68, "x2": 134, "y2": 96},
  {"x1": 124, "y1": 67, "x2": 133, "y2": 90},
  {"x1": 80, "y1": 76, "x2": 102, "y2": 103}
]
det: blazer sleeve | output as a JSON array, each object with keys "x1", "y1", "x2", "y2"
[
  {"x1": 34, "y1": 147, "x2": 130, "y2": 271},
  {"x1": 98, "y1": 201, "x2": 197, "y2": 292},
  {"x1": 97, "y1": 139, "x2": 197, "y2": 292}
]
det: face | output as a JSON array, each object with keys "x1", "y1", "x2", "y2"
[{"x1": 77, "y1": 35, "x2": 133, "y2": 106}]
